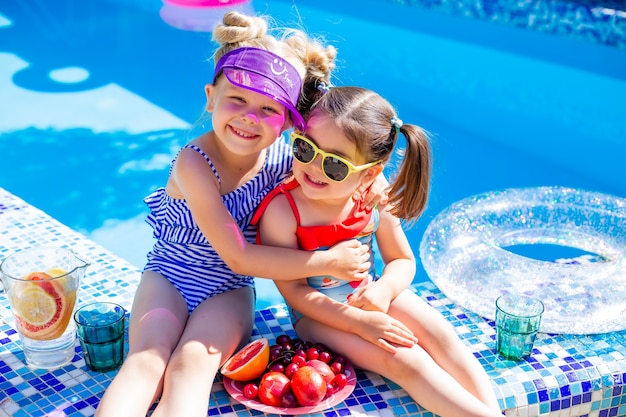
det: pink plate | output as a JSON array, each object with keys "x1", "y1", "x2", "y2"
[{"x1": 223, "y1": 364, "x2": 357, "y2": 415}]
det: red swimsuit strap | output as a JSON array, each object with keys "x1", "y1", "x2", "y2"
[
  {"x1": 251, "y1": 178, "x2": 301, "y2": 244},
  {"x1": 252, "y1": 178, "x2": 372, "y2": 250}
]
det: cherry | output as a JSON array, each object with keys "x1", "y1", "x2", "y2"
[
  {"x1": 331, "y1": 373, "x2": 348, "y2": 392},
  {"x1": 330, "y1": 361, "x2": 343, "y2": 375},
  {"x1": 276, "y1": 334, "x2": 292, "y2": 345},
  {"x1": 333, "y1": 355, "x2": 346, "y2": 365},
  {"x1": 270, "y1": 346, "x2": 284, "y2": 361},
  {"x1": 325, "y1": 382, "x2": 334, "y2": 398},
  {"x1": 281, "y1": 391, "x2": 299, "y2": 408},
  {"x1": 291, "y1": 354, "x2": 307, "y2": 367},
  {"x1": 281, "y1": 352, "x2": 294, "y2": 364},
  {"x1": 268, "y1": 362, "x2": 285, "y2": 373},
  {"x1": 306, "y1": 347, "x2": 320, "y2": 361},
  {"x1": 318, "y1": 350, "x2": 332, "y2": 364},
  {"x1": 314, "y1": 342, "x2": 328, "y2": 351},
  {"x1": 243, "y1": 383, "x2": 259, "y2": 400},
  {"x1": 285, "y1": 363, "x2": 300, "y2": 378}
]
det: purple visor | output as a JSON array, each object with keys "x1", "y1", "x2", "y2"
[{"x1": 213, "y1": 47, "x2": 305, "y2": 131}]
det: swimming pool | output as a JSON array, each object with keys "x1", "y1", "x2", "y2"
[{"x1": 1, "y1": 0, "x2": 625, "y2": 309}]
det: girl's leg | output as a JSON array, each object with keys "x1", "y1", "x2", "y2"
[
  {"x1": 388, "y1": 290, "x2": 501, "y2": 413},
  {"x1": 151, "y1": 286, "x2": 255, "y2": 417},
  {"x1": 296, "y1": 317, "x2": 502, "y2": 417},
  {"x1": 95, "y1": 271, "x2": 189, "y2": 417}
]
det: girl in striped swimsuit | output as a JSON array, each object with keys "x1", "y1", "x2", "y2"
[{"x1": 96, "y1": 12, "x2": 377, "y2": 417}]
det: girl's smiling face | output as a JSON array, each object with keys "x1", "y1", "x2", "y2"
[
  {"x1": 293, "y1": 112, "x2": 381, "y2": 203},
  {"x1": 206, "y1": 78, "x2": 291, "y2": 157}
]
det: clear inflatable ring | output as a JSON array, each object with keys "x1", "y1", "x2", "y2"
[{"x1": 419, "y1": 186, "x2": 626, "y2": 334}]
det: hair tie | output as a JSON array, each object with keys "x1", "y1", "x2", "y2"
[
  {"x1": 317, "y1": 81, "x2": 332, "y2": 94},
  {"x1": 390, "y1": 115, "x2": 403, "y2": 133}
]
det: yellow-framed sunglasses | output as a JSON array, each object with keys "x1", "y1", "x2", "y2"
[{"x1": 290, "y1": 132, "x2": 381, "y2": 183}]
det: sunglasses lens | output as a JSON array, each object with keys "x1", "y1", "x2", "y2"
[
  {"x1": 293, "y1": 137, "x2": 315, "y2": 163},
  {"x1": 323, "y1": 157, "x2": 349, "y2": 182}
]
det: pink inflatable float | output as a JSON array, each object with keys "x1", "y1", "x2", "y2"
[
  {"x1": 163, "y1": 0, "x2": 249, "y2": 7},
  {"x1": 160, "y1": 0, "x2": 253, "y2": 32}
]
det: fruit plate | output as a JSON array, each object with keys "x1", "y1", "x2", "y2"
[{"x1": 223, "y1": 363, "x2": 357, "y2": 415}]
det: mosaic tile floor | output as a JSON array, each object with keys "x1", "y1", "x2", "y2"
[{"x1": 1, "y1": 187, "x2": 625, "y2": 417}]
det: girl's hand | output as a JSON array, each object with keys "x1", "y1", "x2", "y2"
[
  {"x1": 347, "y1": 281, "x2": 393, "y2": 313},
  {"x1": 356, "y1": 310, "x2": 418, "y2": 354},
  {"x1": 354, "y1": 174, "x2": 389, "y2": 210},
  {"x1": 326, "y1": 240, "x2": 371, "y2": 282}
]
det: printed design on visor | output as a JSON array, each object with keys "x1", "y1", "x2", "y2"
[
  {"x1": 290, "y1": 132, "x2": 381, "y2": 183},
  {"x1": 269, "y1": 59, "x2": 294, "y2": 88},
  {"x1": 213, "y1": 47, "x2": 305, "y2": 131}
]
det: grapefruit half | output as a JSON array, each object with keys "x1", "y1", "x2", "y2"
[{"x1": 221, "y1": 338, "x2": 269, "y2": 381}]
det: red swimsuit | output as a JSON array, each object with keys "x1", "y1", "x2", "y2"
[
  {"x1": 251, "y1": 178, "x2": 373, "y2": 250},
  {"x1": 251, "y1": 178, "x2": 379, "y2": 323}
]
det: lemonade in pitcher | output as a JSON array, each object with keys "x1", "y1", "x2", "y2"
[{"x1": 1, "y1": 247, "x2": 89, "y2": 369}]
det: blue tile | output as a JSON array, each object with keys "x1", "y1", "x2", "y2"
[
  {"x1": 374, "y1": 401, "x2": 388, "y2": 410},
  {"x1": 560, "y1": 385, "x2": 571, "y2": 396}
]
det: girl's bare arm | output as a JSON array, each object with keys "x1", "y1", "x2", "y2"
[{"x1": 173, "y1": 147, "x2": 370, "y2": 281}]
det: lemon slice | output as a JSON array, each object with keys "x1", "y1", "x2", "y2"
[
  {"x1": 45, "y1": 267, "x2": 72, "y2": 291},
  {"x1": 46, "y1": 267, "x2": 68, "y2": 277},
  {"x1": 12, "y1": 283, "x2": 58, "y2": 327}
]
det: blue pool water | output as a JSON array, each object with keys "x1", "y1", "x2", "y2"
[{"x1": 1, "y1": 0, "x2": 625, "y2": 309}]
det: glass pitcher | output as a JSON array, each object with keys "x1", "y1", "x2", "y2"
[{"x1": 1, "y1": 246, "x2": 89, "y2": 369}]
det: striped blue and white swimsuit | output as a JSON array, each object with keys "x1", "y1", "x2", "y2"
[{"x1": 143, "y1": 139, "x2": 293, "y2": 313}]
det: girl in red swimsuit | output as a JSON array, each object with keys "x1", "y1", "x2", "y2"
[{"x1": 254, "y1": 86, "x2": 503, "y2": 417}]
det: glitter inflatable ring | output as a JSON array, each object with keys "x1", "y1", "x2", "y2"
[{"x1": 419, "y1": 186, "x2": 626, "y2": 334}]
